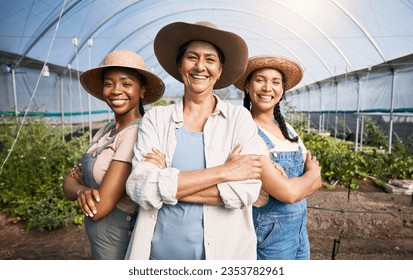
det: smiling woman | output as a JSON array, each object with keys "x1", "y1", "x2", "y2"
[
  {"x1": 62, "y1": 50, "x2": 165, "y2": 260},
  {"x1": 124, "y1": 21, "x2": 263, "y2": 260}
]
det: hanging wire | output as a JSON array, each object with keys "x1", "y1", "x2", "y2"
[
  {"x1": 0, "y1": 0, "x2": 68, "y2": 176},
  {"x1": 73, "y1": 36, "x2": 85, "y2": 133}
]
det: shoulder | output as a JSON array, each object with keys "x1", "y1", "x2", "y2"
[{"x1": 144, "y1": 104, "x2": 174, "y2": 120}]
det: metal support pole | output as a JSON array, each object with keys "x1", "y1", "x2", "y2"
[
  {"x1": 354, "y1": 76, "x2": 361, "y2": 152},
  {"x1": 60, "y1": 75, "x2": 64, "y2": 140},
  {"x1": 87, "y1": 38, "x2": 93, "y2": 143},
  {"x1": 388, "y1": 69, "x2": 396, "y2": 153},
  {"x1": 360, "y1": 114, "x2": 365, "y2": 151},
  {"x1": 334, "y1": 80, "x2": 338, "y2": 139},
  {"x1": 11, "y1": 67, "x2": 19, "y2": 122}
]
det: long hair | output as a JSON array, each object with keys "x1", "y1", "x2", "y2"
[{"x1": 242, "y1": 70, "x2": 298, "y2": 142}]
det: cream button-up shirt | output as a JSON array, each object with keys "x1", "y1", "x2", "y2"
[{"x1": 125, "y1": 95, "x2": 261, "y2": 260}]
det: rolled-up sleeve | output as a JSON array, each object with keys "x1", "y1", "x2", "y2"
[
  {"x1": 126, "y1": 109, "x2": 180, "y2": 210},
  {"x1": 213, "y1": 106, "x2": 262, "y2": 209}
]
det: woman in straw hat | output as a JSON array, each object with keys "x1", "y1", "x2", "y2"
[
  {"x1": 62, "y1": 49, "x2": 165, "y2": 259},
  {"x1": 125, "y1": 21, "x2": 262, "y2": 260},
  {"x1": 234, "y1": 55, "x2": 322, "y2": 260}
]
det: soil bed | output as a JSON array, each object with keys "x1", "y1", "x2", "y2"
[{"x1": 1, "y1": 178, "x2": 412, "y2": 260}]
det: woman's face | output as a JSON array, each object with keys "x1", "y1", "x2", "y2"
[
  {"x1": 102, "y1": 67, "x2": 145, "y2": 116},
  {"x1": 179, "y1": 40, "x2": 223, "y2": 94},
  {"x1": 246, "y1": 67, "x2": 284, "y2": 114}
]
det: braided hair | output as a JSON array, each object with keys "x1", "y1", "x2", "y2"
[{"x1": 242, "y1": 70, "x2": 298, "y2": 143}]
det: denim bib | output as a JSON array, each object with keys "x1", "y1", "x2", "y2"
[{"x1": 253, "y1": 125, "x2": 310, "y2": 260}]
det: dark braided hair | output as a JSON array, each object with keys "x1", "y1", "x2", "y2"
[
  {"x1": 138, "y1": 100, "x2": 145, "y2": 116},
  {"x1": 242, "y1": 70, "x2": 298, "y2": 143}
]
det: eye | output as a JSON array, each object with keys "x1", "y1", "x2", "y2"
[
  {"x1": 103, "y1": 81, "x2": 113, "y2": 87},
  {"x1": 185, "y1": 54, "x2": 197, "y2": 61}
]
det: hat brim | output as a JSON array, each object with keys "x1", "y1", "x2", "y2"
[
  {"x1": 80, "y1": 65, "x2": 165, "y2": 105},
  {"x1": 234, "y1": 55, "x2": 303, "y2": 91},
  {"x1": 154, "y1": 22, "x2": 248, "y2": 89}
]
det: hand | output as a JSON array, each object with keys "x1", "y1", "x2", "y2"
[
  {"x1": 70, "y1": 163, "x2": 86, "y2": 186},
  {"x1": 304, "y1": 150, "x2": 321, "y2": 174},
  {"x1": 305, "y1": 150, "x2": 323, "y2": 193},
  {"x1": 222, "y1": 144, "x2": 262, "y2": 181},
  {"x1": 77, "y1": 188, "x2": 101, "y2": 218},
  {"x1": 143, "y1": 148, "x2": 166, "y2": 168}
]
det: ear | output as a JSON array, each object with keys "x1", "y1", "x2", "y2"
[
  {"x1": 244, "y1": 81, "x2": 250, "y2": 94},
  {"x1": 140, "y1": 86, "x2": 146, "y2": 99}
]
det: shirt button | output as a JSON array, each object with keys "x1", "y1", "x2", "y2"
[{"x1": 125, "y1": 215, "x2": 132, "y2": 222}]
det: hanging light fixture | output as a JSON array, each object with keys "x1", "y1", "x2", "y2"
[{"x1": 42, "y1": 65, "x2": 50, "y2": 78}]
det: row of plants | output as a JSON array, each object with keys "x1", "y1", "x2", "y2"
[
  {"x1": 286, "y1": 108, "x2": 413, "y2": 189},
  {"x1": 0, "y1": 113, "x2": 412, "y2": 231}
]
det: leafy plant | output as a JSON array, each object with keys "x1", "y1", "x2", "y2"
[{"x1": 0, "y1": 117, "x2": 88, "y2": 230}]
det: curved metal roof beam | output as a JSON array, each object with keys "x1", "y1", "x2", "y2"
[
  {"x1": 15, "y1": 0, "x2": 82, "y2": 67},
  {"x1": 271, "y1": 0, "x2": 354, "y2": 72},
  {"x1": 331, "y1": 0, "x2": 387, "y2": 62},
  {"x1": 128, "y1": 25, "x2": 318, "y2": 83},
  {"x1": 87, "y1": 7, "x2": 334, "y2": 76},
  {"x1": 66, "y1": 0, "x2": 143, "y2": 65}
]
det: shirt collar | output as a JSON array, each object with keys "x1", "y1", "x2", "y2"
[{"x1": 171, "y1": 94, "x2": 228, "y2": 124}]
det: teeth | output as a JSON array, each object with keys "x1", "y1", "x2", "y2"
[
  {"x1": 192, "y1": 75, "x2": 207, "y2": 80},
  {"x1": 111, "y1": 100, "x2": 127, "y2": 105},
  {"x1": 258, "y1": 95, "x2": 272, "y2": 100}
]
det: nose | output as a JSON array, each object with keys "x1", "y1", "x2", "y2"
[
  {"x1": 194, "y1": 59, "x2": 205, "y2": 71},
  {"x1": 112, "y1": 83, "x2": 122, "y2": 94},
  {"x1": 263, "y1": 81, "x2": 272, "y2": 92}
]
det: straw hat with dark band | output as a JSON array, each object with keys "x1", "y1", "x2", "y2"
[
  {"x1": 80, "y1": 50, "x2": 165, "y2": 105},
  {"x1": 153, "y1": 21, "x2": 248, "y2": 89},
  {"x1": 234, "y1": 55, "x2": 303, "y2": 92}
]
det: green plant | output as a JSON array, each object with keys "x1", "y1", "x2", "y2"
[
  {"x1": 362, "y1": 116, "x2": 388, "y2": 149},
  {"x1": 0, "y1": 117, "x2": 88, "y2": 230},
  {"x1": 302, "y1": 130, "x2": 413, "y2": 189}
]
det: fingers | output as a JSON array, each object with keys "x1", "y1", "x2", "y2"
[
  {"x1": 144, "y1": 148, "x2": 166, "y2": 168},
  {"x1": 230, "y1": 144, "x2": 242, "y2": 156},
  {"x1": 77, "y1": 189, "x2": 98, "y2": 217}
]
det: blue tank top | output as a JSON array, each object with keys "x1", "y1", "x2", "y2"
[{"x1": 150, "y1": 127, "x2": 205, "y2": 260}]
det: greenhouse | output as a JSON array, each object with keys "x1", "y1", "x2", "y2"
[
  {"x1": 1, "y1": 0, "x2": 412, "y2": 146},
  {"x1": 1, "y1": 0, "x2": 413, "y2": 265}
]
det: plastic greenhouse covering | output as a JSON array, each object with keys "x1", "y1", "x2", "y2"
[{"x1": 0, "y1": 0, "x2": 412, "y2": 146}]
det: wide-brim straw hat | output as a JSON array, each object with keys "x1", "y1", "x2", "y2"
[
  {"x1": 234, "y1": 55, "x2": 303, "y2": 92},
  {"x1": 80, "y1": 50, "x2": 165, "y2": 105},
  {"x1": 153, "y1": 21, "x2": 248, "y2": 89}
]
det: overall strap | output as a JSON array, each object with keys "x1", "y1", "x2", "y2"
[
  {"x1": 257, "y1": 126, "x2": 278, "y2": 158},
  {"x1": 93, "y1": 118, "x2": 142, "y2": 157},
  {"x1": 90, "y1": 121, "x2": 116, "y2": 146}
]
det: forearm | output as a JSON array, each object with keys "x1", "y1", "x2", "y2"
[
  {"x1": 179, "y1": 186, "x2": 224, "y2": 205},
  {"x1": 261, "y1": 156, "x2": 314, "y2": 204},
  {"x1": 176, "y1": 166, "x2": 226, "y2": 199},
  {"x1": 62, "y1": 175, "x2": 89, "y2": 201}
]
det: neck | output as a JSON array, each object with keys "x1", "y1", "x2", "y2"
[
  {"x1": 114, "y1": 111, "x2": 141, "y2": 132},
  {"x1": 183, "y1": 94, "x2": 216, "y2": 132},
  {"x1": 251, "y1": 109, "x2": 274, "y2": 127}
]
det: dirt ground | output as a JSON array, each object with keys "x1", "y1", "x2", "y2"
[{"x1": 1, "y1": 178, "x2": 412, "y2": 260}]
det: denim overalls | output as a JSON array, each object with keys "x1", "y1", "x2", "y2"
[
  {"x1": 81, "y1": 120, "x2": 139, "y2": 259},
  {"x1": 253, "y1": 126, "x2": 310, "y2": 260}
]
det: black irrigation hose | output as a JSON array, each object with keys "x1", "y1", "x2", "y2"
[{"x1": 307, "y1": 206, "x2": 413, "y2": 214}]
